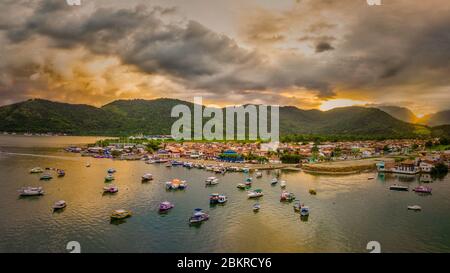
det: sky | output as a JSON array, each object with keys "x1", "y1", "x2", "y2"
[{"x1": 0, "y1": 0, "x2": 449, "y2": 116}]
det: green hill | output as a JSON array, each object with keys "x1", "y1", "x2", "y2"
[
  {"x1": 0, "y1": 98, "x2": 433, "y2": 139},
  {"x1": 419, "y1": 110, "x2": 450, "y2": 126}
]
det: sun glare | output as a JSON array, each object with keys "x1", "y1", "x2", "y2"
[{"x1": 319, "y1": 99, "x2": 369, "y2": 111}]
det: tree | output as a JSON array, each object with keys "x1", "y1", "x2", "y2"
[
  {"x1": 439, "y1": 137, "x2": 449, "y2": 146},
  {"x1": 431, "y1": 163, "x2": 448, "y2": 176}
]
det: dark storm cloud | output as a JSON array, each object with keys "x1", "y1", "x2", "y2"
[{"x1": 0, "y1": 0, "x2": 449, "y2": 110}]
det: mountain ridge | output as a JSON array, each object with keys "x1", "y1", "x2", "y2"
[{"x1": 0, "y1": 98, "x2": 440, "y2": 139}]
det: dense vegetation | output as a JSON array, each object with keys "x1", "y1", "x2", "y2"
[{"x1": 0, "y1": 98, "x2": 447, "y2": 140}]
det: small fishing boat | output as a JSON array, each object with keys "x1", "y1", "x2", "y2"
[
  {"x1": 189, "y1": 208, "x2": 209, "y2": 224},
  {"x1": 166, "y1": 179, "x2": 187, "y2": 190},
  {"x1": 242, "y1": 167, "x2": 250, "y2": 173},
  {"x1": 247, "y1": 189, "x2": 264, "y2": 198},
  {"x1": 205, "y1": 177, "x2": 219, "y2": 185},
  {"x1": 218, "y1": 194, "x2": 228, "y2": 204},
  {"x1": 53, "y1": 200, "x2": 67, "y2": 210},
  {"x1": 389, "y1": 184, "x2": 409, "y2": 191},
  {"x1": 86, "y1": 163, "x2": 91, "y2": 168},
  {"x1": 111, "y1": 209, "x2": 132, "y2": 220},
  {"x1": 18, "y1": 187, "x2": 44, "y2": 196},
  {"x1": 280, "y1": 190, "x2": 296, "y2": 202},
  {"x1": 159, "y1": 201, "x2": 175, "y2": 212},
  {"x1": 253, "y1": 203, "x2": 261, "y2": 212},
  {"x1": 309, "y1": 189, "x2": 317, "y2": 195},
  {"x1": 280, "y1": 180, "x2": 286, "y2": 188},
  {"x1": 105, "y1": 174, "x2": 115, "y2": 182},
  {"x1": 103, "y1": 185, "x2": 119, "y2": 193},
  {"x1": 270, "y1": 178, "x2": 278, "y2": 185},
  {"x1": 300, "y1": 206, "x2": 310, "y2": 216},
  {"x1": 407, "y1": 205, "x2": 422, "y2": 211},
  {"x1": 30, "y1": 167, "x2": 44, "y2": 174},
  {"x1": 107, "y1": 168, "x2": 116, "y2": 174},
  {"x1": 293, "y1": 200, "x2": 301, "y2": 212},
  {"x1": 237, "y1": 183, "x2": 246, "y2": 189},
  {"x1": 256, "y1": 172, "x2": 263, "y2": 178},
  {"x1": 412, "y1": 186, "x2": 432, "y2": 194},
  {"x1": 141, "y1": 173, "x2": 153, "y2": 182},
  {"x1": 246, "y1": 177, "x2": 253, "y2": 182},
  {"x1": 57, "y1": 169, "x2": 65, "y2": 177},
  {"x1": 40, "y1": 173, "x2": 53, "y2": 180}
]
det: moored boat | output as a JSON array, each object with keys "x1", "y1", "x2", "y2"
[
  {"x1": 142, "y1": 173, "x2": 153, "y2": 182},
  {"x1": 159, "y1": 201, "x2": 175, "y2": 212},
  {"x1": 111, "y1": 209, "x2": 132, "y2": 220},
  {"x1": 270, "y1": 178, "x2": 278, "y2": 185},
  {"x1": 237, "y1": 183, "x2": 246, "y2": 189},
  {"x1": 166, "y1": 179, "x2": 187, "y2": 190},
  {"x1": 389, "y1": 184, "x2": 409, "y2": 191},
  {"x1": 218, "y1": 194, "x2": 228, "y2": 204},
  {"x1": 18, "y1": 187, "x2": 44, "y2": 196},
  {"x1": 53, "y1": 200, "x2": 67, "y2": 210},
  {"x1": 40, "y1": 173, "x2": 53, "y2": 180},
  {"x1": 253, "y1": 203, "x2": 261, "y2": 212},
  {"x1": 293, "y1": 200, "x2": 301, "y2": 212},
  {"x1": 247, "y1": 189, "x2": 264, "y2": 198},
  {"x1": 300, "y1": 206, "x2": 310, "y2": 216},
  {"x1": 280, "y1": 190, "x2": 296, "y2": 202},
  {"x1": 107, "y1": 168, "x2": 116, "y2": 174},
  {"x1": 57, "y1": 169, "x2": 65, "y2": 177},
  {"x1": 30, "y1": 167, "x2": 44, "y2": 174},
  {"x1": 280, "y1": 180, "x2": 286, "y2": 188},
  {"x1": 103, "y1": 185, "x2": 119, "y2": 193},
  {"x1": 407, "y1": 205, "x2": 422, "y2": 211},
  {"x1": 189, "y1": 208, "x2": 209, "y2": 224},
  {"x1": 205, "y1": 177, "x2": 219, "y2": 185},
  {"x1": 256, "y1": 172, "x2": 263, "y2": 178},
  {"x1": 412, "y1": 186, "x2": 432, "y2": 194},
  {"x1": 105, "y1": 174, "x2": 115, "y2": 182},
  {"x1": 309, "y1": 189, "x2": 317, "y2": 195}
]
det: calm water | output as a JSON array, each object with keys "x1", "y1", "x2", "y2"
[{"x1": 0, "y1": 136, "x2": 449, "y2": 253}]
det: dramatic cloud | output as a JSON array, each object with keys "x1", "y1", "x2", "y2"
[{"x1": 0, "y1": 0, "x2": 449, "y2": 115}]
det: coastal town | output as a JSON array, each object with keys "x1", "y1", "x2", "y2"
[{"x1": 65, "y1": 136, "x2": 450, "y2": 176}]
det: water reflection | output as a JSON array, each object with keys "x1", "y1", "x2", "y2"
[{"x1": 0, "y1": 138, "x2": 449, "y2": 253}]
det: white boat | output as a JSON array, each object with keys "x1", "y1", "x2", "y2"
[
  {"x1": 407, "y1": 205, "x2": 422, "y2": 211},
  {"x1": 103, "y1": 185, "x2": 119, "y2": 193},
  {"x1": 253, "y1": 203, "x2": 261, "y2": 211},
  {"x1": 105, "y1": 174, "x2": 115, "y2": 182},
  {"x1": 280, "y1": 180, "x2": 287, "y2": 188},
  {"x1": 270, "y1": 178, "x2": 278, "y2": 185},
  {"x1": 142, "y1": 173, "x2": 153, "y2": 182},
  {"x1": 247, "y1": 189, "x2": 264, "y2": 198},
  {"x1": 166, "y1": 179, "x2": 187, "y2": 190},
  {"x1": 53, "y1": 200, "x2": 67, "y2": 210},
  {"x1": 256, "y1": 172, "x2": 263, "y2": 178},
  {"x1": 389, "y1": 184, "x2": 409, "y2": 191},
  {"x1": 111, "y1": 209, "x2": 132, "y2": 220},
  {"x1": 107, "y1": 168, "x2": 116, "y2": 174},
  {"x1": 30, "y1": 167, "x2": 44, "y2": 174},
  {"x1": 205, "y1": 177, "x2": 219, "y2": 185},
  {"x1": 18, "y1": 187, "x2": 44, "y2": 196},
  {"x1": 218, "y1": 194, "x2": 228, "y2": 204},
  {"x1": 86, "y1": 163, "x2": 91, "y2": 167}
]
